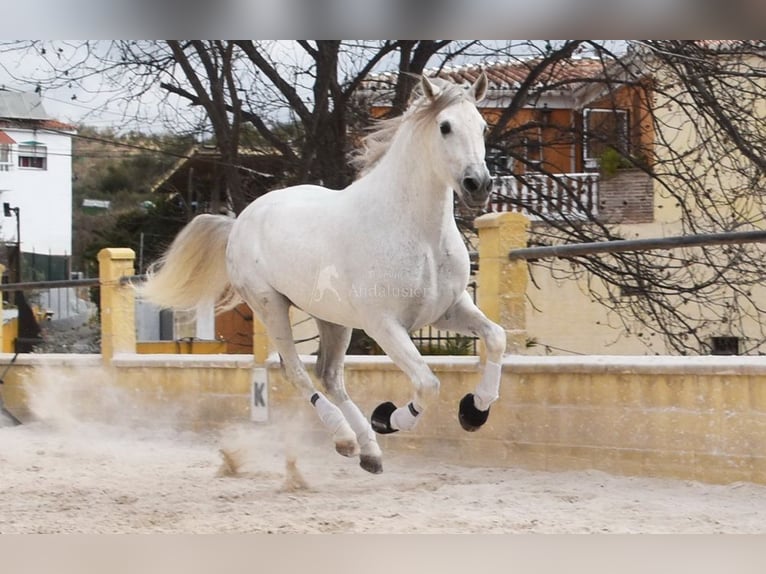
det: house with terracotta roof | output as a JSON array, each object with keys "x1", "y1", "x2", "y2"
[
  {"x1": 0, "y1": 90, "x2": 76, "y2": 280},
  {"x1": 362, "y1": 47, "x2": 766, "y2": 355},
  {"x1": 362, "y1": 55, "x2": 655, "y2": 225}
]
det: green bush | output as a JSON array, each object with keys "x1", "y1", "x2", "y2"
[{"x1": 599, "y1": 147, "x2": 633, "y2": 178}]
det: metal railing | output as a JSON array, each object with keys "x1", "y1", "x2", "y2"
[
  {"x1": 0, "y1": 274, "x2": 145, "y2": 291},
  {"x1": 508, "y1": 229, "x2": 766, "y2": 260},
  {"x1": 410, "y1": 281, "x2": 478, "y2": 355},
  {"x1": 1, "y1": 274, "x2": 481, "y2": 356},
  {"x1": 0, "y1": 275, "x2": 143, "y2": 354}
]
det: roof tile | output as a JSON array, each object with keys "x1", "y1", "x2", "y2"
[{"x1": 365, "y1": 57, "x2": 609, "y2": 92}]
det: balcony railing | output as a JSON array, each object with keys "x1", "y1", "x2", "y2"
[{"x1": 488, "y1": 172, "x2": 599, "y2": 220}]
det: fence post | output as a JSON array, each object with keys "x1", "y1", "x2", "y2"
[
  {"x1": 475, "y1": 212, "x2": 530, "y2": 354},
  {"x1": 0, "y1": 263, "x2": 4, "y2": 353},
  {"x1": 98, "y1": 248, "x2": 136, "y2": 363},
  {"x1": 252, "y1": 315, "x2": 270, "y2": 364}
]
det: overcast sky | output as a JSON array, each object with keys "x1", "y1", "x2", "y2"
[
  {"x1": 0, "y1": 42, "x2": 174, "y2": 132},
  {"x1": 1, "y1": 40, "x2": 630, "y2": 134}
]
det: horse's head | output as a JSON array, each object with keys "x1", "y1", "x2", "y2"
[{"x1": 420, "y1": 72, "x2": 491, "y2": 210}]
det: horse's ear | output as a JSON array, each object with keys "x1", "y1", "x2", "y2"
[
  {"x1": 421, "y1": 75, "x2": 441, "y2": 101},
  {"x1": 472, "y1": 71, "x2": 488, "y2": 103}
]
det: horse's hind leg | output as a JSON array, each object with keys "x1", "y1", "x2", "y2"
[
  {"x1": 249, "y1": 291, "x2": 357, "y2": 460},
  {"x1": 315, "y1": 319, "x2": 382, "y2": 474}
]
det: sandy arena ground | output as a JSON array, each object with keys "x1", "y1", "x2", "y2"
[{"x1": 4, "y1": 390, "x2": 766, "y2": 534}]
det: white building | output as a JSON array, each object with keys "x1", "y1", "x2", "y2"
[{"x1": 0, "y1": 91, "x2": 75, "y2": 261}]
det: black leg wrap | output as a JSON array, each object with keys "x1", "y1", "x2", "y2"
[
  {"x1": 371, "y1": 401, "x2": 399, "y2": 434},
  {"x1": 458, "y1": 393, "x2": 489, "y2": 432}
]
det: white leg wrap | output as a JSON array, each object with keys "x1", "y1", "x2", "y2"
[
  {"x1": 474, "y1": 361, "x2": 501, "y2": 411},
  {"x1": 311, "y1": 392, "x2": 349, "y2": 435},
  {"x1": 339, "y1": 400, "x2": 377, "y2": 449},
  {"x1": 390, "y1": 401, "x2": 422, "y2": 431}
]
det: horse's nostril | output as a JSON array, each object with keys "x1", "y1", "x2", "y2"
[{"x1": 463, "y1": 177, "x2": 480, "y2": 193}]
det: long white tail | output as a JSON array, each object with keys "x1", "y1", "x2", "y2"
[{"x1": 140, "y1": 214, "x2": 241, "y2": 313}]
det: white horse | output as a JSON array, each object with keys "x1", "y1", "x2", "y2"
[{"x1": 141, "y1": 72, "x2": 506, "y2": 474}]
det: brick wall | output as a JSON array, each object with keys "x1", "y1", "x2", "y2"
[{"x1": 598, "y1": 168, "x2": 654, "y2": 224}]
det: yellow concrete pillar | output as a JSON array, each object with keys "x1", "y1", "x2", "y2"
[
  {"x1": 98, "y1": 248, "x2": 136, "y2": 363},
  {"x1": 0, "y1": 263, "x2": 4, "y2": 353},
  {"x1": 475, "y1": 211, "x2": 530, "y2": 354},
  {"x1": 252, "y1": 315, "x2": 270, "y2": 364}
]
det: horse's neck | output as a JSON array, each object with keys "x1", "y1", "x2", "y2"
[{"x1": 357, "y1": 133, "x2": 456, "y2": 237}]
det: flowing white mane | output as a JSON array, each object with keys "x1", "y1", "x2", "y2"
[{"x1": 351, "y1": 77, "x2": 476, "y2": 176}]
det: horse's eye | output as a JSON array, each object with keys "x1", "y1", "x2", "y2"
[{"x1": 440, "y1": 121, "x2": 451, "y2": 135}]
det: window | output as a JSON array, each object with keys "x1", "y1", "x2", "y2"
[
  {"x1": 486, "y1": 149, "x2": 510, "y2": 176},
  {"x1": 523, "y1": 135, "x2": 543, "y2": 171},
  {"x1": 0, "y1": 130, "x2": 13, "y2": 171},
  {"x1": 18, "y1": 141, "x2": 47, "y2": 170},
  {"x1": 620, "y1": 284, "x2": 646, "y2": 298},
  {"x1": 505, "y1": 128, "x2": 544, "y2": 174},
  {"x1": 583, "y1": 108, "x2": 629, "y2": 161},
  {"x1": 710, "y1": 336, "x2": 740, "y2": 356},
  {"x1": 0, "y1": 143, "x2": 10, "y2": 171}
]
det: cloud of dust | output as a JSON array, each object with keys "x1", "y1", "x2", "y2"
[
  {"x1": 18, "y1": 363, "x2": 343, "y2": 487},
  {"x1": 217, "y1": 404, "x2": 330, "y2": 489},
  {"x1": 21, "y1": 364, "x2": 184, "y2": 435}
]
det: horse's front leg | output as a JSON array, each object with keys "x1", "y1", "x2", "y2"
[
  {"x1": 363, "y1": 321, "x2": 441, "y2": 435},
  {"x1": 432, "y1": 292, "x2": 507, "y2": 431}
]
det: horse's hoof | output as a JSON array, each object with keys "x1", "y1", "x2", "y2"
[
  {"x1": 335, "y1": 439, "x2": 360, "y2": 458},
  {"x1": 458, "y1": 393, "x2": 489, "y2": 432},
  {"x1": 371, "y1": 401, "x2": 399, "y2": 434},
  {"x1": 359, "y1": 454, "x2": 383, "y2": 474}
]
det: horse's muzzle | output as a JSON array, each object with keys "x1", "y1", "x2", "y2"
[{"x1": 460, "y1": 167, "x2": 492, "y2": 208}]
